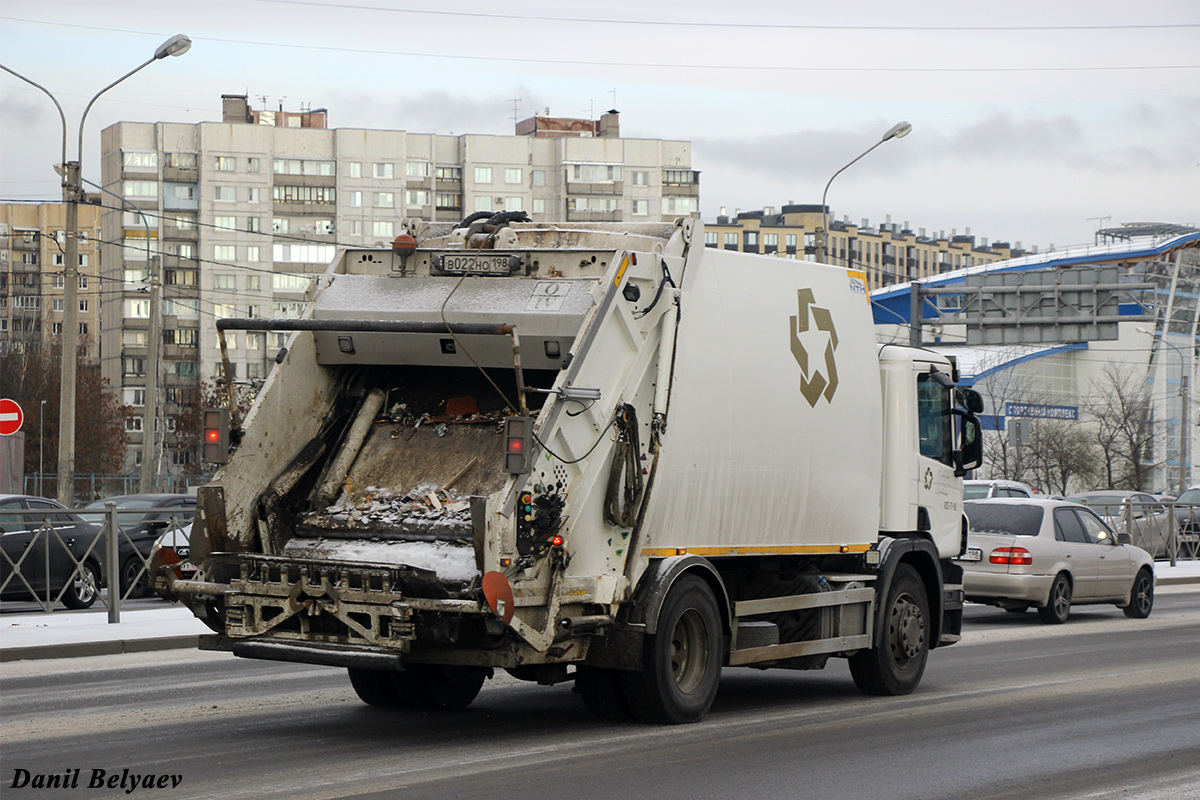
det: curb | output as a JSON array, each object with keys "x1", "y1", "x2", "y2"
[
  {"x1": 0, "y1": 635, "x2": 200, "y2": 663},
  {"x1": 1156, "y1": 574, "x2": 1199, "y2": 587}
]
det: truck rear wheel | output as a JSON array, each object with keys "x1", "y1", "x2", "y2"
[
  {"x1": 348, "y1": 667, "x2": 402, "y2": 707},
  {"x1": 849, "y1": 564, "x2": 929, "y2": 696},
  {"x1": 575, "y1": 666, "x2": 632, "y2": 721},
  {"x1": 622, "y1": 574, "x2": 723, "y2": 724}
]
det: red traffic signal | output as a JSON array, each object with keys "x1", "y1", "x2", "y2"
[
  {"x1": 504, "y1": 416, "x2": 532, "y2": 474},
  {"x1": 202, "y1": 408, "x2": 230, "y2": 463}
]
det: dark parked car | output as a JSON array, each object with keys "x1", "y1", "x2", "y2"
[
  {"x1": 1, "y1": 494, "x2": 104, "y2": 609},
  {"x1": 80, "y1": 494, "x2": 196, "y2": 598}
]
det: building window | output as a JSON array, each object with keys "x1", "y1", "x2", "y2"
[
  {"x1": 78, "y1": 299, "x2": 89, "y2": 313},
  {"x1": 436, "y1": 166, "x2": 461, "y2": 181},
  {"x1": 705, "y1": 231, "x2": 718, "y2": 248},
  {"x1": 571, "y1": 164, "x2": 620, "y2": 182},
  {"x1": 214, "y1": 156, "x2": 236, "y2": 171},
  {"x1": 273, "y1": 185, "x2": 336, "y2": 204},
  {"x1": 52, "y1": 299, "x2": 64, "y2": 313},
  {"x1": 348, "y1": 191, "x2": 362, "y2": 207},
  {"x1": 246, "y1": 216, "x2": 261, "y2": 233},
  {"x1": 505, "y1": 168, "x2": 522, "y2": 184},
  {"x1": 177, "y1": 243, "x2": 195, "y2": 259},
  {"x1": 272, "y1": 218, "x2": 289, "y2": 234},
  {"x1": 214, "y1": 245, "x2": 235, "y2": 261},
  {"x1": 372, "y1": 162, "x2": 394, "y2": 179},
  {"x1": 214, "y1": 216, "x2": 236, "y2": 231},
  {"x1": 723, "y1": 233, "x2": 738, "y2": 250},
  {"x1": 474, "y1": 167, "x2": 492, "y2": 184},
  {"x1": 124, "y1": 180, "x2": 157, "y2": 198},
  {"x1": 213, "y1": 304, "x2": 236, "y2": 319},
  {"x1": 764, "y1": 233, "x2": 779, "y2": 254},
  {"x1": 248, "y1": 157, "x2": 260, "y2": 173},
  {"x1": 346, "y1": 220, "x2": 362, "y2": 235},
  {"x1": 373, "y1": 192, "x2": 395, "y2": 208},
  {"x1": 661, "y1": 196, "x2": 699, "y2": 215},
  {"x1": 631, "y1": 171, "x2": 651, "y2": 186},
  {"x1": 172, "y1": 185, "x2": 195, "y2": 201},
  {"x1": 247, "y1": 246, "x2": 260, "y2": 262},
  {"x1": 532, "y1": 198, "x2": 546, "y2": 215},
  {"x1": 123, "y1": 152, "x2": 157, "y2": 169},
  {"x1": 663, "y1": 170, "x2": 697, "y2": 185},
  {"x1": 165, "y1": 269, "x2": 197, "y2": 286},
  {"x1": 126, "y1": 416, "x2": 143, "y2": 432},
  {"x1": 123, "y1": 388, "x2": 146, "y2": 407},
  {"x1": 405, "y1": 161, "x2": 430, "y2": 178},
  {"x1": 474, "y1": 196, "x2": 493, "y2": 212},
  {"x1": 504, "y1": 197, "x2": 522, "y2": 212},
  {"x1": 349, "y1": 161, "x2": 362, "y2": 178},
  {"x1": 372, "y1": 221, "x2": 394, "y2": 237},
  {"x1": 531, "y1": 169, "x2": 546, "y2": 186},
  {"x1": 406, "y1": 189, "x2": 430, "y2": 207},
  {"x1": 215, "y1": 186, "x2": 236, "y2": 202},
  {"x1": 435, "y1": 193, "x2": 461, "y2": 210},
  {"x1": 124, "y1": 299, "x2": 150, "y2": 319},
  {"x1": 631, "y1": 199, "x2": 648, "y2": 216},
  {"x1": 167, "y1": 152, "x2": 196, "y2": 168},
  {"x1": 176, "y1": 361, "x2": 197, "y2": 378},
  {"x1": 123, "y1": 357, "x2": 146, "y2": 377},
  {"x1": 215, "y1": 274, "x2": 236, "y2": 290}
]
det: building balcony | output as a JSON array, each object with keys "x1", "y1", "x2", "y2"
[
  {"x1": 566, "y1": 209, "x2": 621, "y2": 223},
  {"x1": 162, "y1": 224, "x2": 199, "y2": 241},
  {"x1": 662, "y1": 184, "x2": 700, "y2": 198},
  {"x1": 566, "y1": 181, "x2": 623, "y2": 196},
  {"x1": 162, "y1": 166, "x2": 199, "y2": 182}
]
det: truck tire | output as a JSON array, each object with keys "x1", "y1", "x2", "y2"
[
  {"x1": 849, "y1": 564, "x2": 928, "y2": 696},
  {"x1": 397, "y1": 664, "x2": 488, "y2": 710},
  {"x1": 348, "y1": 667, "x2": 402, "y2": 707},
  {"x1": 575, "y1": 666, "x2": 632, "y2": 721},
  {"x1": 1123, "y1": 568, "x2": 1153, "y2": 619},
  {"x1": 62, "y1": 562, "x2": 101, "y2": 610},
  {"x1": 1037, "y1": 573, "x2": 1072, "y2": 624},
  {"x1": 622, "y1": 574, "x2": 722, "y2": 724},
  {"x1": 120, "y1": 556, "x2": 149, "y2": 599}
]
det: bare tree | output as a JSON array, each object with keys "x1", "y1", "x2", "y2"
[
  {"x1": 1025, "y1": 419, "x2": 1099, "y2": 495},
  {"x1": 0, "y1": 341, "x2": 128, "y2": 483},
  {"x1": 1082, "y1": 363, "x2": 1155, "y2": 490}
]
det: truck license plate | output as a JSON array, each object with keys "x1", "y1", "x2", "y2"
[
  {"x1": 960, "y1": 547, "x2": 983, "y2": 562},
  {"x1": 435, "y1": 253, "x2": 519, "y2": 276}
]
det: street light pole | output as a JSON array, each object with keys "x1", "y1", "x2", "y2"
[
  {"x1": 39, "y1": 399, "x2": 46, "y2": 497},
  {"x1": 815, "y1": 121, "x2": 912, "y2": 265},
  {"x1": 1, "y1": 34, "x2": 191, "y2": 506},
  {"x1": 1139, "y1": 327, "x2": 1193, "y2": 495}
]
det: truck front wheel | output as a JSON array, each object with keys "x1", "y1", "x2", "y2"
[
  {"x1": 849, "y1": 564, "x2": 929, "y2": 696},
  {"x1": 622, "y1": 574, "x2": 723, "y2": 724},
  {"x1": 348, "y1": 664, "x2": 488, "y2": 710}
]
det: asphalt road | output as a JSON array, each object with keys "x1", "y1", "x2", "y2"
[{"x1": 2, "y1": 587, "x2": 1198, "y2": 800}]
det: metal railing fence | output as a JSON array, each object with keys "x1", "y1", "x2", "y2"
[
  {"x1": 1071, "y1": 498, "x2": 1200, "y2": 565},
  {"x1": 22, "y1": 473, "x2": 211, "y2": 505},
  {"x1": 0, "y1": 503, "x2": 195, "y2": 620}
]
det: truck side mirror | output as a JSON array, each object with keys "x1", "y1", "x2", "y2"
[
  {"x1": 957, "y1": 387, "x2": 984, "y2": 414},
  {"x1": 955, "y1": 415, "x2": 983, "y2": 476}
]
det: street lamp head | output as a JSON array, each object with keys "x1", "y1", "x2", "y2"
[
  {"x1": 155, "y1": 34, "x2": 192, "y2": 60},
  {"x1": 883, "y1": 121, "x2": 913, "y2": 142}
]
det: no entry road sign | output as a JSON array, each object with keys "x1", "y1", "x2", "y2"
[{"x1": 0, "y1": 398, "x2": 24, "y2": 436}]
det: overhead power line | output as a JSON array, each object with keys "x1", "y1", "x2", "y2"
[
  {"x1": 256, "y1": 1, "x2": 1200, "y2": 32},
  {"x1": 2, "y1": 17, "x2": 1196, "y2": 74}
]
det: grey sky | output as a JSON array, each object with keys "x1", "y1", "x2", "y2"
[{"x1": 1, "y1": 0, "x2": 1197, "y2": 249}]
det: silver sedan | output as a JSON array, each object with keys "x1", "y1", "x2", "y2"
[{"x1": 958, "y1": 499, "x2": 1155, "y2": 624}]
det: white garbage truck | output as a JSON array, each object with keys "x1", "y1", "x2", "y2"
[{"x1": 159, "y1": 216, "x2": 983, "y2": 724}]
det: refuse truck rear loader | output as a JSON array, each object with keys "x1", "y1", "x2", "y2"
[{"x1": 160, "y1": 216, "x2": 983, "y2": 724}]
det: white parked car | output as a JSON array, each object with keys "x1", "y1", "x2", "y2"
[
  {"x1": 963, "y1": 479, "x2": 1035, "y2": 500},
  {"x1": 959, "y1": 499, "x2": 1154, "y2": 624}
]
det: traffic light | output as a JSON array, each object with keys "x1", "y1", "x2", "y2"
[
  {"x1": 504, "y1": 416, "x2": 532, "y2": 474},
  {"x1": 202, "y1": 408, "x2": 230, "y2": 463}
]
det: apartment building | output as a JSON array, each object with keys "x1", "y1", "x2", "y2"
[
  {"x1": 705, "y1": 205, "x2": 1030, "y2": 290},
  {"x1": 98, "y1": 96, "x2": 698, "y2": 472},
  {"x1": 0, "y1": 201, "x2": 102, "y2": 359}
]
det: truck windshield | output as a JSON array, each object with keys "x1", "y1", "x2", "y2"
[{"x1": 964, "y1": 502, "x2": 1044, "y2": 536}]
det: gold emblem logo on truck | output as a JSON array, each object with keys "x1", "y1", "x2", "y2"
[{"x1": 789, "y1": 289, "x2": 839, "y2": 407}]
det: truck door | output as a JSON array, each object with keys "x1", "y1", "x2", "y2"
[{"x1": 915, "y1": 371, "x2": 960, "y2": 550}]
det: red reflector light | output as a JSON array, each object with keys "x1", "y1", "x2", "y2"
[
  {"x1": 551, "y1": 535, "x2": 564, "y2": 547},
  {"x1": 507, "y1": 438, "x2": 523, "y2": 453},
  {"x1": 989, "y1": 546, "x2": 1033, "y2": 566},
  {"x1": 205, "y1": 429, "x2": 220, "y2": 442}
]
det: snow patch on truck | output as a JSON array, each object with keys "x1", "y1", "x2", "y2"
[{"x1": 281, "y1": 537, "x2": 480, "y2": 582}]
